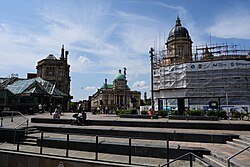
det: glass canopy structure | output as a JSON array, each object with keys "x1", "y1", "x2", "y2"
[{"x1": 0, "y1": 77, "x2": 67, "y2": 113}]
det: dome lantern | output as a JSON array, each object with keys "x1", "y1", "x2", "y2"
[
  {"x1": 167, "y1": 16, "x2": 190, "y2": 41},
  {"x1": 175, "y1": 16, "x2": 181, "y2": 27}
]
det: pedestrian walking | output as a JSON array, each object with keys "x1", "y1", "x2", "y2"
[{"x1": 38, "y1": 103, "x2": 43, "y2": 113}]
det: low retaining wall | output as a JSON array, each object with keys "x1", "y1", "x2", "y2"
[
  {"x1": 0, "y1": 128, "x2": 25, "y2": 143},
  {"x1": 31, "y1": 118, "x2": 250, "y2": 131},
  {"x1": 37, "y1": 138, "x2": 210, "y2": 159},
  {"x1": 168, "y1": 115, "x2": 218, "y2": 121},
  {"x1": 31, "y1": 118, "x2": 73, "y2": 124},
  {"x1": 119, "y1": 114, "x2": 158, "y2": 119},
  {"x1": 36, "y1": 126, "x2": 239, "y2": 144},
  {"x1": 0, "y1": 150, "x2": 137, "y2": 167}
]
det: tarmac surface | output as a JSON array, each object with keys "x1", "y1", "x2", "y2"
[{"x1": 1, "y1": 111, "x2": 250, "y2": 167}]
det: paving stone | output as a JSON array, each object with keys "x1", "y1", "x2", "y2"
[{"x1": 1, "y1": 112, "x2": 250, "y2": 166}]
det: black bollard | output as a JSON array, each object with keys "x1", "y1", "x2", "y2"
[
  {"x1": 95, "y1": 135, "x2": 98, "y2": 160},
  {"x1": 66, "y1": 133, "x2": 69, "y2": 157},
  {"x1": 129, "y1": 137, "x2": 132, "y2": 164},
  {"x1": 40, "y1": 132, "x2": 44, "y2": 154}
]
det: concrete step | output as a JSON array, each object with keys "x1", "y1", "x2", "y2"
[
  {"x1": 26, "y1": 130, "x2": 40, "y2": 134},
  {"x1": 226, "y1": 141, "x2": 247, "y2": 150},
  {"x1": 232, "y1": 139, "x2": 250, "y2": 147},
  {"x1": 25, "y1": 127, "x2": 40, "y2": 134},
  {"x1": 203, "y1": 155, "x2": 226, "y2": 167},
  {"x1": 239, "y1": 136, "x2": 250, "y2": 143},
  {"x1": 226, "y1": 138, "x2": 250, "y2": 158},
  {"x1": 25, "y1": 127, "x2": 38, "y2": 131},
  {"x1": 230, "y1": 139, "x2": 250, "y2": 151},
  {"x1": 21, "y1": 135, "x2": 38, "y2": 146},
  {"x1": 25, "y1": 136, "x2": 38, "y2": 139},
  {"x1": 21, "y1": 141, "x2": 38, "y2": 146},
  {"x1": 193, "y1": 156, "x2": 212, "y2": 166},
  {"x1": 24, "y1": 138, "x2": 37, "y2": 143},
  {"x1": 211, "y1": 152, "x2": 246, "y2": 167}
]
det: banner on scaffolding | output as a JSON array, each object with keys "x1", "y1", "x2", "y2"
[{"x1": 187, "y1": 60, "x2": 250, "y2": 71}]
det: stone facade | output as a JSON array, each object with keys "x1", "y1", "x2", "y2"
[
  {"x1": 36, "y1": 45, "x2": 70, "y2": 95},
  {"x1": 91, "y1": 69, "x2": 141, "y2": 112},
  {"x1": 163, "y1": 16, "x2": 192, "y2": 65},
  {"x1": 36, "y1": 45, "x2": 71, "y2": 110}
]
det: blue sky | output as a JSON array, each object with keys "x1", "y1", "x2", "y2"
[{"x1": 0, "y1": 0, "x2": 250, "y2": 101}]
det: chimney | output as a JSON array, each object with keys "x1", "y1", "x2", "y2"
[
  {"x1": 65, "y1": 51, "x2": 69, "y2": 62},
  {"x1": 144, "y1": 92, "x2": 147, "y2": 101},
  {"x1": 61, "y1": 44, "x2": 65, "y2": 60}
]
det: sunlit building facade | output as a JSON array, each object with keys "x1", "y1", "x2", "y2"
[
  {"x1": 153, "y1": 17, "x2": 250, "y2": 113},
  {"x1": 90, "y1": 69, "x2": 141, "y2": 112}
]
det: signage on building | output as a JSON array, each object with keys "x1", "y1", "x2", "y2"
[{"x1": 187, "y1": 60, "x2": 250, "y2": 71}]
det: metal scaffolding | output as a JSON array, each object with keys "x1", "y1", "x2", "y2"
[{"x1": 153, "y1": 43, "x2": 250, "y2": 109}]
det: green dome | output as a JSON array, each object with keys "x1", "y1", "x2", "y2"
[
  {"x1": 114, "y1": 73, "x2": 125, "y2": 80},
  {"x1": 114, "y1": 70, "x2": 125, "y2": 81}
]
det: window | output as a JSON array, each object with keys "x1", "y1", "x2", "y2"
[
  {"x1": 177, "y1": 45, "x2": 184, "y2": 56},
  {"x1": 46, "y1": 67, "x2": 55, "y2": 76},
  {"x1": 178, "y1": 48, "x2": 183, "y2": 56},
  {"x1": 58, "y1": 69, "x2": 64, "y2": 76}
]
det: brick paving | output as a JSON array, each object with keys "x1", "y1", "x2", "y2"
[{"x1": 1, "y1": 112, "x2": 250, "y2": 166}]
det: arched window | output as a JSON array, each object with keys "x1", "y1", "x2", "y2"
[{"x1": 177, "y1": 46, "x2": 184, "y2": 56}]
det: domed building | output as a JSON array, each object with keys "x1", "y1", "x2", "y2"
[
  {"x1": 163, "y1": 16, "x2": 192, "y2": 65},
  {"x1": 153, "y1": 17, "x2": 250, "y2": 114},
  {"x1": 90, "y1": 69, "x2": 141, "y2": 112}
]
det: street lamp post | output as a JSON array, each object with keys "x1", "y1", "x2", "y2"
[
  {"x1": 149, "y1": 47, "x2": 155, "y2": 111},
  {"x1": 124, "y1": 67, "x2": 127, "y2": 109}
]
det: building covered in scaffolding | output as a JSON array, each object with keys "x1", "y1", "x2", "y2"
[{"x1": 153, "y1": 17, "x2": 250, "y2": 113}]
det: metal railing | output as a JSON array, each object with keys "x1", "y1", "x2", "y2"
[
  {"x1": 160, "y1": 152, "x2": 211, "y2": 167},
  {"x1": 1, "y1": 110, "x2": 29, "y2": 127},
  {"x1": 1, "y1": 129, "x2": 215, "y2": 167},
  {"x1": 37, "y1": 133, "x2": 134, "y2": 164},
  {"x1": 1, "y1": 111, "x2": 29, "y2": 143},
  {"x1": 227, "y1": 145, "x2": 250, "y2": 167},
  {"x1": 11, "y1": 132, "x2": 146, "y2": 166}
]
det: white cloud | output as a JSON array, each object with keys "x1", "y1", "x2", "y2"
[
  {"x1": 78, "y1": 56, "x2": 91, "y2": 66},
  {"x1": 114, "y1": 11, "x2": 162, "y2": 54},
  {"x1": 85, "y1": 86, "x2": 96, "y2": 91},
  {"x1": 69, "y1": 55, "x2": 93, "y2": 73},
  {"x1": 0, "y1": 1, "x2": 161, "y2": 78},
  {"x1": 207, "y1": 6, "x2": 250, "y2": 39},
  {"x1": 0, "y1": 24, "x2": 40, "y2": 65},
  {"x1": 132, "y1": 80, "x2": 149, "y2": 90},
  {"x1": 37, "y1": 2, "x2": 156, "y2": 76},
  {"x1": 153, "y1": 2, "x2": 187, "y2": 16},
  {"x1": 0, "y1": 0, "x2": 193, "y2": 100}
]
